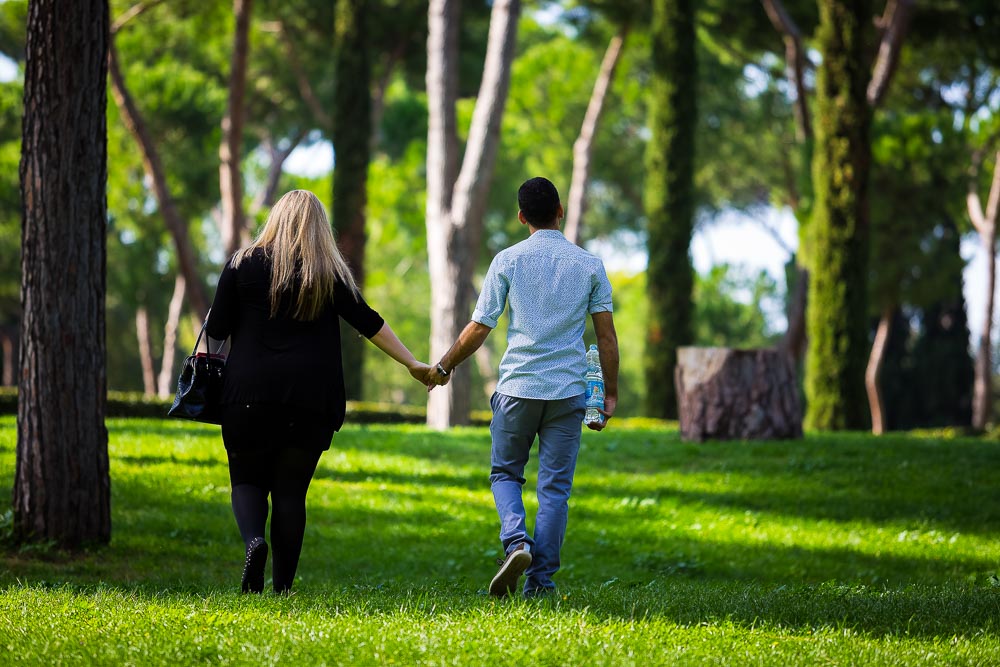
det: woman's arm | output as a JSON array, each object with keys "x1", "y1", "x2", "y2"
[{"x1": 368, "y1": 322, "x2": 432, "y2": 386}]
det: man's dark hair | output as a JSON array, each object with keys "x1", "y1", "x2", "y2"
[{"x1": 517, "y1": 177, "x2": 561, "y2": 227}]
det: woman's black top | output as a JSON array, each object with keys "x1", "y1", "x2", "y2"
[{"x1": 205, "y1": 248, "x2": 384, "y2": 432}]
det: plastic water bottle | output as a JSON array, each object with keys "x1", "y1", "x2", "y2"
[{"x1": 584, "y1": 344, "x2": 605, "y2": 425}]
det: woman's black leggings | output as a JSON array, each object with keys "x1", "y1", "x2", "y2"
[{"x1": 222, "y1": 404, "x2": 333, "y2": 593}]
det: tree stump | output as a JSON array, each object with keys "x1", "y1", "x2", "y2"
[{"x1": 674, "y1": 347, "x2": 802, "y2": 442}]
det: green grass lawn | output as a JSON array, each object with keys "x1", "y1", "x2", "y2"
[{"x1": 1, "y1": 415, "x2": 999, "y2": 665}]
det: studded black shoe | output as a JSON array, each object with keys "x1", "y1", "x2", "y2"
[{"x1": 241, "y1": 537, "x2": 268, "y2": 594}]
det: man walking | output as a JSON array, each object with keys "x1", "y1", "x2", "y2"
[{"x1": 429, "y1": 177, "x2": 620, "y2": 597}]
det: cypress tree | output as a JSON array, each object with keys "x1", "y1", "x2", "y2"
[
  {"x1": 644, "y1": 0, "x2": 696, "y2": 419},
  {"x1": 332, "y1": 0, "x2": 371, "y2": 400},
  {"x1": 804, "y1": 0, "x2": 872, "y2": 430}
]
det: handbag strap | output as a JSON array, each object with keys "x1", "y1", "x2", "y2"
[{"x1": 192, "y1": 310, "x2": 224, "y2": 356}]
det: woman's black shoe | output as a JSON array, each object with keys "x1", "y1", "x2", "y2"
[{"x1": 241, "y1": 537, "x2": 268, "y2": 593}]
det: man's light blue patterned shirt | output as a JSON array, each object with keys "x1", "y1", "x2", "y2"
[{"x1": 472, "y1": 229, "x2": 614, "y2": 400}]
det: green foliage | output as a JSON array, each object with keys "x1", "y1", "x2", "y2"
[
  {"x1": 604, "y1": 266, "x2": 783, "y2": 417},
  {"x1": 644, "y1": 0, "x2": 697, "y2": 419},
  {"x1": 361, "y1": 146, "x2": 435, "y2": 407},
  {"x1": 0, "y1": 80, "x2": 21, "y2": 329},
  {"x1": 693, "y1": 265, "x2": 782, "y2": 347},
  {"x1": 2, "y1": 418, "x2": 1000, "y2": 663},
  {"x1": 0, "y1": 0, "x2": 26, "y2": 61},
  {"x1": 804, "y1": 0, "x2": 872, "y2": 431}
]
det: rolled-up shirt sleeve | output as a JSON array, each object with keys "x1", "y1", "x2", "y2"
[
  {"x1": 206, "y1": 261, "x2": 239, "y2": 339},
  {"x1": 588, "y1": 261, "x2": 614, "y2": 314},
  {"x1": 471, "y1": 256, "x2": 507, "y2": 329},
  {"x1": 335, "y1": 281, "x2": 385, "y2": 338}
]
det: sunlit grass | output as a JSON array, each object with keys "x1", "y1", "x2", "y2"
[{"x1": 1, "y1": 415, "x2": 999, "y2": 665}]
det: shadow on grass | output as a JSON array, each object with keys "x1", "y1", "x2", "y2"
[
  {"x1": 311, "y1": 464, "x2": 485, "y2": 491},
  {"x1": 578, "y1": 433, "x2": 1000, "y2": 536},
  {"x1": 2, "y1": 420, "x2": 999, "y2": 641},
  {"x1": 117, "y1": 454, "x2": 226, "y2": 469},
  {"x1": 0, "y1": 577, "x2": 996, "y2": 641}
]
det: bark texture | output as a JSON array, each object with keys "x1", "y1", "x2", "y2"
[
  {"x1": 675, "y1": 347, "x2": 803, "y2": 442},
  {"x1": 16, "y1": 0, "x2": 111, "y2": 546}
]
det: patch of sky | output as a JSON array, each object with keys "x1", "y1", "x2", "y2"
[{"x1": 0, "y1": 54, "x2": 16, "y2": 82}]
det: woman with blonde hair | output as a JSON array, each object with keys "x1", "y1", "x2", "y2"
[{"x1": 206, "y1": 189, "x2": 430, "y2": 594}]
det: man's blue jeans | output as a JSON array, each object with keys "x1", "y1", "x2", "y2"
[{"x1": 489, "y1": 391, "x2": 586, "y2": 593}]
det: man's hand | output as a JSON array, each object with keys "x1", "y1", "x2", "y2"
[
  {"x1": 586, "y1": 395, "x2": 617, "y2": 431},
  {"x1": 407, "y1": 362, "x2": 435, "y2": 389}
]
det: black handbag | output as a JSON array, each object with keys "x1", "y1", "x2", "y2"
[{"x1": 167, "y1": 318, "x2": 226, "y2": 424}]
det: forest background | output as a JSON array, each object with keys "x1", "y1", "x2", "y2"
[{"x1": 0, "y1": 0, "x2": 996, "y2": 430}]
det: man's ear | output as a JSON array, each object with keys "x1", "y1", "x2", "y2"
[
  {"x1": 518, "y1": 210, "x2": 528, "y2": 226},
  {"x1": 557, "y1": 203, "x2": 564, "y2": 220}
]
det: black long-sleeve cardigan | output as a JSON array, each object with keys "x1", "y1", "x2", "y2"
[{"x1": 206, "y1": 248, "x2": 384, "y2": 432}]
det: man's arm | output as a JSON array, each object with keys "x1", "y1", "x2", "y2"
[
  {"x1": 432, "y1": 321, "x2": 493, "y2": 384},
  {"x1": 591, "y1": 311, "x2": 619, "y2": 430}
]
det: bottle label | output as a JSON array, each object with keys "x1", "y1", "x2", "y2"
[{"x1": 586, "y1": 379, "x2": 604, "y2": 406}]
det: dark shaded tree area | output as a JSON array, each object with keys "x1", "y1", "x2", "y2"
[{"x1": 644, "y1": 0, "x2": 696, "y2": 419}]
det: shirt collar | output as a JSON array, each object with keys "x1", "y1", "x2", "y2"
[{"x1": 530, "y1": 228, "x2": 565, "y2": 240}]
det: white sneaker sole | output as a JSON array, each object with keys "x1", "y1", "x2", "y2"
[{"x1": 489, "y1": 550, "x2": 532, "y2": 597}]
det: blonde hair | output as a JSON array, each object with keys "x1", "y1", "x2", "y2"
[{"x1": 232, "y1": 189, "x2": 359, "y2": 320}]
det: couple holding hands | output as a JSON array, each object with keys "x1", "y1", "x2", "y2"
[{"x1": 205, "y1": 177, "x2": 619, "y2": 597}]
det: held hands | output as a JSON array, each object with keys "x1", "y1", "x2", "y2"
[
  {"x1": 406, "y1": 362, "x2": 451, "y2": 391},
  {"x1": 586, "y1": 395, "x2": 617, "y2": 431},
  {"x1": 424, "y1": 364, "x2": 452, "y2": 391},
  {"x1": 407, "y1": 362, "x2": 435, "y2": 389}
]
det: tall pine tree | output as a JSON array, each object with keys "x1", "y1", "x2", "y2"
[
  {"x1": 644, "y1": 0, "x2": 696, "y2": 419},
  {"x1": 15, "y1": 0, "x2": 110, "y2": 545}
]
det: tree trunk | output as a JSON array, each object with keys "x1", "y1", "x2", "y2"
[
  {"x1": 157, "y1": 273, "x2": 186, "y2": 398},
  {"x1": 107, "y1": 36, "x2": 210, "y2": 320},
  {"x1": 761, "y1": 0, "x2": 812, "y2": 143},
  {"x1": 867, "y1": 0, "x2": 914, "y2": 108},
  {"x1": 865, "y1": 305, "x2": 894, "y2": 434},
  {"x1": 781, "y1": 265, "x2": 808, "y2": 363},
  {"x1": 564, "y1": 27, "x2": 627, "y2": 246},
  {"x1": 425, "y1": 0, "x2": 521, "y2": 429},
  {"x1": 0, "y1": 327, "x2": 15, "y2": 386},
  {"x1": 972, "y1": 226, "x2": 996, "y2": 430},
  {"x1": 675, "y1": 347, "x2": 803, "y2": 442},
  {"x1": 333, "y1": 0, "x2": 372, "y2": 401},
  {"x1": 219, "y1": 0, "x2": 252, "y2": 258},
  {"x1": 967, "y1": 151, "x2": 1000, "y2": 430},
  {"x1": 644, "y1": 0, "x2": 697, "y2": 420},
  {"x1": 804, "y1": 0, "x2": 872, "y2": 431},
  {"x1": 249, "y1": 132, "x2": 304, "y2": 218},
  {"x1": 15, "y1": 0, "x2": 110, "y2": 547},
  {"x1": 136, "y1": 306, "x2": 156, "y2": 396},
  {"x1": 761, "y1": 0, "x2": 813, "y2": 376}
]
